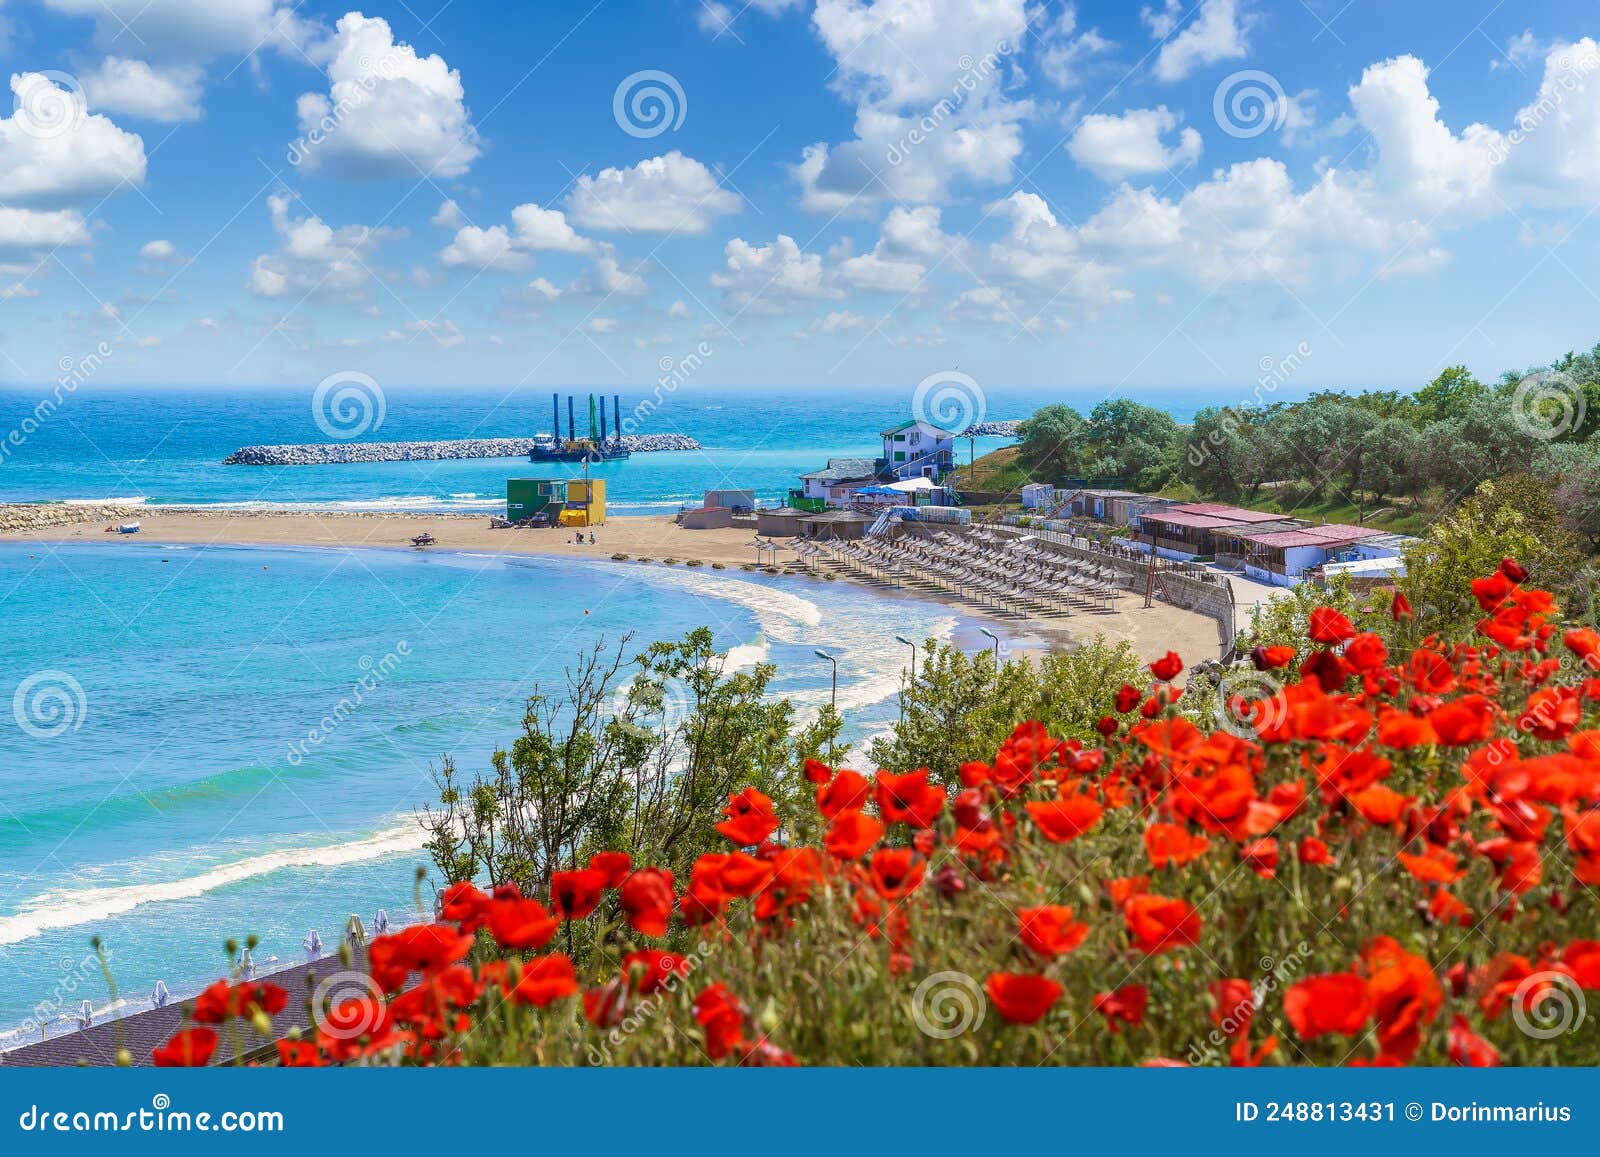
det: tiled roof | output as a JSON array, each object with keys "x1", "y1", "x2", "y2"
[{"x1": 800, "y1": 457, "x2": 883, "y2": 483}]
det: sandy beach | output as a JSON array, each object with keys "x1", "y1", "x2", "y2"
[{"x1": 0, "y1": 504, "x2": 1227, "y2": 662}]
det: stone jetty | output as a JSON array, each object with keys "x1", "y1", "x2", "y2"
[{"x1": 222, "y1": 433, "x2": 700, "y2": 466}]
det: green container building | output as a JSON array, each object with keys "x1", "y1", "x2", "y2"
[{"x1": 507, "y1": 478, "x2": 567, "y2": 522}]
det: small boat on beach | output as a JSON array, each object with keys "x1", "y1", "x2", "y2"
[
  {"x1": 105, "y1": 521, "x2": 141, "y2": 534},
  {"x1": 410, "y1": 532, "x2": 436, "y2": 547}
]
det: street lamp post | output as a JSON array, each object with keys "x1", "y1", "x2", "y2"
[
  {"x1": 894, "y1": 634, "x2": 917, "y2": 722},
  {"x1": 814, "y1": 649, "x2": 838, "y2": 711},
  {"x1": 979, "y1": 627, "x2": 1001, "y2": 665}
]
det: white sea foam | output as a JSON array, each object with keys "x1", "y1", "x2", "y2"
[
  {"x1": 724, "y1": 639, "x2": 770, "y2": 670},
  {"x1": 645, "y1": 570, "x2": 822, "y2": 641},
  {"x1": 60, "y1": 496, "x2": 149, "y2": 506},
  {"x1": 0, "y1": 824, "x2": 425, "y2": 947}
]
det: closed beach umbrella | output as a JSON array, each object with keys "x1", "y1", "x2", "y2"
[
  {"x1": 240, "y1": 948, "x2": 255, "y2": 979},
  {"x1": 345, "y1": 914, "x2": 366, "y2": 948},
  {"x1": 76, "y1": 1000, "x2": 92, "y2": 1029},
  {"x1": 373, "y1": 908, "x2": 389, "y2": 935},
  {"x1": 152, "y1": 980, "x2": 170, "y2": 1008},
  {"x1": 303, "y1": 929, "x2": 323, "y2": 958}
]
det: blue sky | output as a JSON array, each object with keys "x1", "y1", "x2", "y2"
[{"x1": 2, "y1": 0, "x2": 1600, "y2": 394}]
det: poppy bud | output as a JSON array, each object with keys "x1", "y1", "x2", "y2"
[{"x1": 1499, "y1": 557, "x2": 1529, "y2": 583}]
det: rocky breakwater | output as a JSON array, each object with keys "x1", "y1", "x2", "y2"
[
  {"x1": 0, "y1": 503, "x2": 147, "y2": 533},
  {"x1": 223, "y1": 433, "x2": 700, "y2": 465},
  {"x1": 961, "y1": 421, "x2": 1021, "y2": 438}
]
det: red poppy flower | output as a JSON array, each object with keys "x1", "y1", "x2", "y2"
[
  {"x1": 618, "y1": 868, "x2": 676, "y2": 937},
  {"x1": 874, "y1": 768, "x2": 946, "y2": 828},
  {"x1": 587, "y1": 851, "x2": 633, "y2": 888},
  {"x1": 824, "y1": 808, "x2": 885, "y2": 859},
  {"x1": 368, "y1": 923, "x2": 474, "y2": 994},
  {"x1": 549, "y1": 868, "x2": 605, "y2": 920},
  {"x1": 1124, "y1": 893, "x2": 1201, "y2": 954},
  {"x1": 1143, "y1": 822, "x2": 1209, "y2": 868},
  {"x1": 437, "y1": 880, "x2": 490, "y2": 931},
  {"x1": 1252, "y1": 644, "x2": 1296, "y2": 670},
  {"x1": 623, "y1": 949, "x2": 692, "y2": 995},
  {"x1": 715, "y1": 786, "x2": 780, "y2": 846},
  {"x1": 717, "y1": 851, "x2": 775, "y2": 897},
  {"x1": 693, "y1": 983, "x2": 748, "y2": 1060},
  {"x1": 152, "y1": 1026, "x2": 218, "y2": 1067},
  {"x1": 1149, "y1": 651, "x2": 1184, "y2": 681},
  {"x1": 816, "y1": 768, "x2": 871, "y2": 818},
  {"x1": 485, "y1": 896, "x2": 560, "y2": 951},
  {"x1": 868, "y1": 848, "x2": 925, "y2": 900},
  {"x1": 1095, "y1": 715, "x2": 1119, "y2": 737},
  {"x1": 985, "y1": 972, "x2": 1063, "y2": 1025},
  {"x1": 1343, "y1": 632, "x2": 1388, "y2": 671},
  {"x1": 1093, "y1": 984, "x2": 1148, "y2": 1032},
  {"x1": 1428, "y1": 694, "x2": 1496, "y2": 746},
  {"x1": 1283, "y1": 973, "x2": 1370, "y2": 1039},
  {"x1": 1018, "y1": 905, "x2": 1089, "y2": 957},
  {"x1": 275, "y1": 1039, "x2": 324, "y2": 1067},
  {"x1": 1240, "y1": 837, "x2": 1278, "y2": 878},
  {"x1": 1025, "y1": 795, "x2": 1103, "y2": 844},
  {"x1": 1391, "y1": 592, "x2": 1413, "y2": 620},
  {"x1": 1209, "y1": 979, "x2": 1256, "y2": 1034},
  {"x1": 1115, "y1": 683, "x2": 1142, "y2": 713},
  {"x1": 1298, "y1": 835, "x2": 1333, "y2": 865},
  {"x1": 508, "y1": 954, "x2": 578, "y2": 1007},
  {"x1": 583, "y1": 977, "x2": 629, "y2": 1029},
  {"x1": 1308, "y1": 607, "x2": 1356, "y2": 644},
  {"x1": 803, "y1": 758, "x2": 834, "y2": 784},
  {"x1": 315, "y1": 994, "x2": 396, "y2": 1062},
  {"x1": 1398, "y1": 844, "x2": 1464, "y2": 884},
  {"x1": 1448, "y1": 1015, "x2": 1500, "y2": 1066}
]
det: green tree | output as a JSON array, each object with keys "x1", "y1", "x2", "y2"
[
  {"x1": 1412, "y1": 365, "x2": 1487, "y2": 424},
  {"x1": 1082, "y1": 398, "x2": 1181, "y2": 489},
  {"x1": 1016, "y1": 404, "x2": 1088, "y2": 482},
  {"x1": 1402, "y1": 476, "x2": 1584, "y2": 631}
]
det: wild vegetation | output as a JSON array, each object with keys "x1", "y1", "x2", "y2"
[
  {"x1": 995, "y1": 344, "x2": 1600, "y2": 560},
  {"x1": 149, "y1": 560, "x2": 1600, "y2": 1067}
]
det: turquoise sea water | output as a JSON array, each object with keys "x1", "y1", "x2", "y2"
[
  {"x1": 0, "y1": 538, "x2": 1006, "y2": 1042},
  {"x1": 0, "y1": 384, "x2": 1231, "y2": 513}
]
